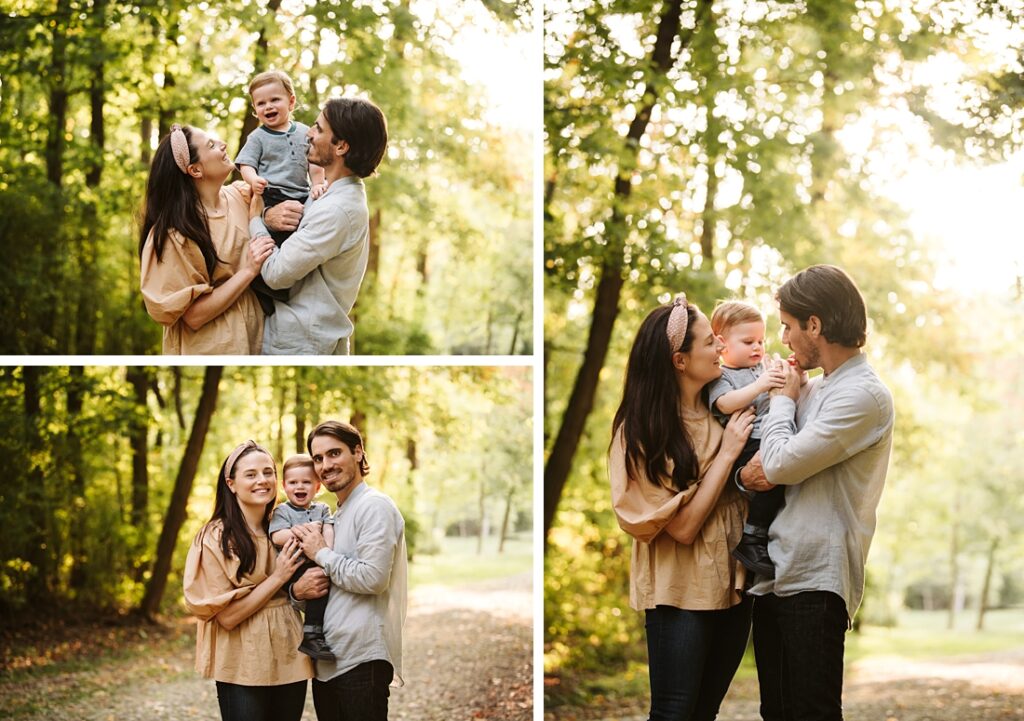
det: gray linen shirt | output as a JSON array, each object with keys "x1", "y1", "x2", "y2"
[
  {"x1": 269, "y1": 500, "x2": 334, "y2": 537},
  {"x1": 250, "y1": 175, "x2": 369, "y2": 355},
  {"x1": 235, "y1": 122, "x2": 312, "y2": 199},
  {"x1": 708, "y1": 362, "x2": 769, "y2": 438},
  {"x1": 312, "y1": 483, "x2": 407, "y2": 685},
  {"x1": 748, "y1": 353, "x2": 894, "y2": 622}
]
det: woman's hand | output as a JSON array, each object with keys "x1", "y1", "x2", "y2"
[
  {"x1": 243, "y1": 235, "x2": 275, "y2": 278},
  {"x1": 271, "y1": 537, "x2": 306, "y2": 583},
  {"x1": 721, "y1": 406, "x2": 755, "y2": 460}
]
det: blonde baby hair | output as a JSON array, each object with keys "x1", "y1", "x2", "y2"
[
  {"x1": 248, "y1": 69, "x2": 295, "y2": 99},
  {"x1": 711, "y1": 300, "x2": 764, "y2": 336}
]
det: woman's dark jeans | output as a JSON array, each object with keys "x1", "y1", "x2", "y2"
[
  {"x1": 752, "y1": 591, "x2": 848, "y2": 721},
  {"x1": 215, "y1": 679, "x2": 307, "y2": 721},
  {"x1": 312, "y1": 659, "x2": 394, "y2": 721},
  {"x1": 645, "y1": 597, "x2": 753, "y2": 721}
]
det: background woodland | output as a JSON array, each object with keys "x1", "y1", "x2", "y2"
[
  {"x1": 0, "y1": 0, "x2": 533, "y2": 355},
  {"x1": 0, "y1": 365, "x2": 533, "y2": 621},
  {"x1": 543, "y1": 0, "x2": 1024, "y2": 695}
]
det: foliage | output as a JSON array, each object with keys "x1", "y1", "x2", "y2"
[
  {"x1": 0, "y1": 365, "x2": 533, "y2": 618},
  {"x1": 0, "y1": 0, "x2": 531, "y2": 354}
]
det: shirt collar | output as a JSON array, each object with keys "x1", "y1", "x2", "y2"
[{"x1": 259, "y1": 121, "x2": 296, "y2": 136}]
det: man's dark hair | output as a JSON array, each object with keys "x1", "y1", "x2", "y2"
[
  {"x1": 307, "y1": 420, "x2": 370, "y2": 475},
  {"x1": 322, "y1": 97, "x2": 388, "y2": 178},
  {"x1": 776, "y1": 264, "x2": 867, "y2": 348}
]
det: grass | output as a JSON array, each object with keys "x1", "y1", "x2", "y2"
[
  {"x1": 847, "y1": 608, "x2": 1024, "y2": 662},
  {"x1": 408, "y1": 533, "x2": 532, "y2": 588}
]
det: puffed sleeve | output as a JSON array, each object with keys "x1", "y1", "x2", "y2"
[
  {"x1": 183, "y1": 525, "x2": 255, "y2": 620},
  {"x1": 140, "y1": 230, "x2": 213, "y2": 325},
  {"x1": 226, "y1": 180, "x2": 253, "y2": 206},
  {"x1": 609, "y1": 428, "x2": 698, "y2": 543}
]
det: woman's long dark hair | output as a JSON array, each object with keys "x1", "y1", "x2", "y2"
[
  {"x1": 138, "y1": 125, "x2": 221, "y2": 275},
  {"x1": 199, "y1": 444, "x2": 277, "y2": 583},
  {"x1": 611, "y1": 302, "x2": 705, "y2": 490}
]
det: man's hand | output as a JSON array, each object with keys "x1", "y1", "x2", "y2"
[
  {"x1": 739, "y1": 452, "x2": 777, "y2": 492},
  {"x1": 292, "y1": 566, "x2": 329, "y2": 600},
  {"x1": 263, "y1": 199, "x2": 304, "y2": 232},
  {"x1": 293, "y1": 522, "x2": 329, "y2": 560}
]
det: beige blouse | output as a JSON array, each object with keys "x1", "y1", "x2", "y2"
[
  {"x1": 610, "y1": 408, "x2": 748, "y2": 611},
  {"x1": 140, "y1": 181, "x2": 264, "y2": 355},
  {"x1": 183, "y1": 520, "x2": 313, "y2": 685}
]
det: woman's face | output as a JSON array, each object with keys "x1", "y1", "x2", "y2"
[
  {"x1": 188, "y1": 128, "x2": 235, "y2": 182},
  {"x1": 678, "y1": 312, "x2": 725, "y2": 386},
  {"x1": 227, "y1": 451, "x2": 278, "y2": 509}
]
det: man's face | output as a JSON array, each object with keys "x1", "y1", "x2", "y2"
[
  {"x1": 310, "y1": 433, "x2": 362, "y2": 496},
  {"x1": 305, "y1": 111, "x2": 345, "y2": 170},
  {"x1": 780, "y1": 309, "x2": 821, "y2": 370}
]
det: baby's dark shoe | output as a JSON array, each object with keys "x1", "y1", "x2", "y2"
[
  {"x1": 732, "y1": 532, "x2": 775, "y2": 579},
  {"x1": 299, "y1": 632, "x2": 336, "y2": 661}
]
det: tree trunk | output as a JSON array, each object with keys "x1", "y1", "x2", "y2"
[
  {"x1": 976, "y1": 537, "x2": 999, "y2": 631},
  {"x1": 45, "y1": 0, "x2": 72, "y2": 187},
  {"x1": 477, "y1": 476, "x2": 486, "y2": 555},
  {"x1": 234, "y1": 0, "x2": 283, "y2": 156},
  {"x1": 67, "y1": 367, "x2": 88, "y2": 591},
  {"x1": 22, "y1": 367, "x2": 50, "y2": 602},
  {"x1": 498, "y1": 486, "x2": 514, "y2": 553},
  {"x1": 138, "y1": 367, "x2": 223, "y2": 620},
  {"x1": 274, "y1": 367, "x2": 286, "y2": 462},
  {"x1": 127, "y1": 367, "x2": 150, "y2": 528},
  {"x1": 543, "y1": 0, "x2": 709, "y2": 547},
  {"x1": 509, "y1": 310, "x2": 523, "y2": 354},
  {"x1": 295, "y1": 370, "x2": 307, "y2": 455},
  {"x1": 947, "y1": 512, "x2": 959, "y2": 630}
]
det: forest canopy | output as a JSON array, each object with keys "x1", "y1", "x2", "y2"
[{"x1": 0, "y1": 0, "x2": 533, "y2": 355}]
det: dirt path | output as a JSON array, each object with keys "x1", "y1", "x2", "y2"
[
  {"x1": 548, "y1": 646, "x2": 1024, "y2": 721},
  {"x1": 0, "y1": 573, "x2": 532, "y2": 721}
]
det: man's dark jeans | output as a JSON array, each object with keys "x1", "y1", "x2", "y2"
[
  {"x1": 215, "y1": 679, "x2": 306, "y2": 721},
  {"x1": 313, "y1": 659, "x2": 393, "y2": 721},
  {"x1": 644, "y1": 597, "x2": 752, "y2": 721},
  {"x1": 752, "y1": 591, "x2": 848, "y2": 721}
]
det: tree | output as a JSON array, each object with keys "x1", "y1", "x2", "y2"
[{"x1": 138, "y1": 366, "x2": 223, "y2": 620}]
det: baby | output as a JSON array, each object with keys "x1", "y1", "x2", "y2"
[
  {"x1": 270, "y1": 453, "x2": 335, "y2": 661},
  {"x1": 236, "y1": 69, "x2": 326, "y2": 315},
  {"x1": 708, "y1": 301, "x2": 787, "y2": 578}
]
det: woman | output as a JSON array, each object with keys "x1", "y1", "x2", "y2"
[
  {"x1": 610, "y1": 294, "x2": 756, "y2": 721},
  {"x1": 184, "y1": 440, "x2": 313, "y2": 721},
  {"x1": 139, "y1": 124, "x2": 271, "y2": 354}
]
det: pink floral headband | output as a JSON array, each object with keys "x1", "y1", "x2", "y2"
[
  {"x1": 225, "y1": 440, "x2": 275, "y2": 478},
  {"x1": 169, "y1": 123, "x2": 191, "y2": 174},
  {"x1": 666, "y1": 293, "x2": 689, "y2": 353}
]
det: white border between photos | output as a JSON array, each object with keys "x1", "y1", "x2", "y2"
[{"x1": 531, "y1": 0, "x2": 544, "y2": 718}]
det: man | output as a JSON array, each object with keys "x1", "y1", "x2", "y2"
[
  {"x1": 738, "y1": 265, "x2": 895, "y2": 721},
  {"x1": 250, "y1": 97, "x2": 388, "y2": 354},
  {"x1": 291, "y1": 420, "x2": 407, "y2": 721}
]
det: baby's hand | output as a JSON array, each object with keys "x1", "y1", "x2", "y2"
[
  {"x1": 310, "y1": 181, "x2": 328, "y2": 200},
  {"x1": 250, "y1": 176, "x2": 268, "y2": 195},
  {"x1": 759, "y1": 363, "x2": 787, "y2": 391}
]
